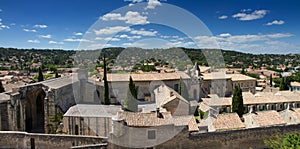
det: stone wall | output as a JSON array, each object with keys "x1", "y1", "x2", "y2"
[
  {"x1": 0, "y1": 131, "x2": 106, "y2": 149},
  {"x1": 109, "y1": 124, "x2": 300, "y2": 149}
]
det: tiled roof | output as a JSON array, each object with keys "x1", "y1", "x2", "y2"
[
  {"x1": 119, "y1": 111, "x2": 199, "y2": 131},
  {"x1": 107, "y1": 72, "x2": 190, "y2": 82},
  {"x1": 64, "y1": 104, "x2": 122, "y2": 117},
  {"x1": 118, "y1": 111, "x2": 172, "y2": 127},
  {"x1": 243, "y1": 91, "x2": 300, "y2": 105},
  {"x1": 291, "y1": 82, "x2": 300, "y2": 87},
  {"x1": 227, "y1": 74, "x2": 257, "y2": 81},
  {"x1": 212, "y1": 113, "x2": 245, "y2": 131},
  {"x1": 250, "y1": 110, "x2": 286, "y2": 127},
  {"x1": 201, "y1": 94, "x2": 231, "y2": 106},
  {"x1": 201, "y1": 72, "x2": 231, "y2": 80}
]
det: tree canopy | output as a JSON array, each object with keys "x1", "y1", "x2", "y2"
[
  {"x1": 38, "y1": 67, "x2": 44, "y2": 82},
  {"x1": 103, "y1": 55, "x2": 110, "y2": 105},
  {"x1": 124, "y1": 76, "x2": 138, "y2": 112},
  {"x1": 264, "y1": 133, "x2": 300, "y2": 149},
  {"x1": 232, "y1": 85, "x2": 244, "y2": 117}
]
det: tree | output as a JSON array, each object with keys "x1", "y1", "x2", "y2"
[
  {"x1": 38, "y1": 67, "x2": 44, "y2": 82},
  {"x1": 0, "y1": 81, "x2": 5, "y2": 93},
  {"x1": 232, "y1": 85, "x2": 244, "y2": 117},
  {"x1": 103, "y1": 55, "x2": 110, "y2": 105},
  {"x1": 241, "y1": 67, "x2": 246, "y2": 75},
  {"x1": 179, "y1": 77, "x2": 189, "y2": 100},
  {"x1": 270, "y1": 74, "x2": 273, "y2": 87},
  {"x1": 279, "y1": 77, "x2": 289, "y2": 91},
  {"x1": 124, "y1": 76, "x2": 138, "y2": 112},
  {"x1": 55, "y1": 71, "x2": 59, "y2": 78},
  {"x1": 264, "y1": 133, "x2": 300, "y2": 149}
]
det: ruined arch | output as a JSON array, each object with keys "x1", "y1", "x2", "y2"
[{"x1": 25, "y1": 87, "x2": 46, "y2": 133}]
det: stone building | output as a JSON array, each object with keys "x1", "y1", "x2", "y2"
[
  {"x1": 106, "y1": 72, "x2": 199, "y2": 103},
  {"x1": 0, "y1": 70, "x2": 102, "y2": 133},
  {"x1": 243, "y1": 110, "x2": 286, "y2": 128},
  {"x1": 279, "y1": 108, "x2": 300, "y2": 125},
  {"x1": 201, "y1": 91, "x2": 300, "y2": 114},
  {"x1": 62, "y1": 104, "x2": 122, "y2": 137},
  {"x1": 227, "y1": 74, "x2": 256, "y2": 94},
  {"x1": 201, "y1": 72, "x2": 233, "y2": 97}
]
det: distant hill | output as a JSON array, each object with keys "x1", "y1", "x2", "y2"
[{"x1": 1, "y1": 47, "x2": 299, "y2": 71}]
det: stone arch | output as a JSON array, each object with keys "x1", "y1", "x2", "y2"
[{"x1": 25, "y1": 87, "x2": 46, "y2": 133}]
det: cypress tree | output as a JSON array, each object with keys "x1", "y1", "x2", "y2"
[
  {"x1": 103, "y1": 55, "x2": 110, "y2": 105},
  {"x1": 270, "y1": 74, "x2": 273, "y2": 87},
  {"x1": 124, "y1": 76, "x2": 138, "y2": 112},
  {"x1": 38, "y1": 67, "x2": 44, "y2": 82},
  {"x1": 232, "y1": 85, "x2": 244, "y2": 117},
  {"x1": 0, "y1": 81, "x2": 5, "y2": 93}
]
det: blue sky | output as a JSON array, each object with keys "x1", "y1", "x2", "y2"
[{"x1": 0, "y1": 0, "x2": 300, "y2": 54}]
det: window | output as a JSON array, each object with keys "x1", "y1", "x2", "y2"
[{"x1": 148, "y1": 129, "x2": 156, "y2": 140}]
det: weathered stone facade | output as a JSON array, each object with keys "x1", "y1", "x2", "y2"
[{"x1": 0, "y1": 74, "x2": 102, "y2": 134}]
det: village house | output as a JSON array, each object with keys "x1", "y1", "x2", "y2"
[
  {"x1": 200, "y1": 91, "x2": 300, "y2": 114},
  {"x1": 106, "y1": 72, "x2": 198, "y2": 103},
  {"x1": 243, "y1": 110, "x2": 286, "y2": 128},
  {"x1": 279, "y1": 108, "x2": 300, "y2": 125},
  {"x1": 290, "y1": 81, "x2": 300, "y2": 91},
  {"x1": 62, "y1": 104, "x2": 122, "y2": 137}
]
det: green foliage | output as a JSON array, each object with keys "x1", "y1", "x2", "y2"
[
  {"x1": 0, "y1": 81, "x2": 5, "y2": 93},
  {"x1": 279, "y1": 77, "x2": 289, "y2": 91},
  {"x1": 232, "y1": 85, "x2": 244, "y2": 117},
  {"x1": 124, "y1": 76, "x2": 138, "y2": 112},
  {"x1": 199, "y1": 110, "x2": 208, "y2": 119},
  {"x1": 103, "y1": 55, "x2": 110, "y2": 105},
  {"x1": 264, "y1": 133, "x2": 300, "y2": 149},
  {"x1": 38, "y1": 67, "x2": 44, "y2": 82},
  {"x1": 140, "y1": 64, "x2": 156, "y2": 72}
]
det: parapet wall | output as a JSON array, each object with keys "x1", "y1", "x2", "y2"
[
  {"x1": 108, "y1": 124, "x2": 300, "y2": 149},
  {"x1": 158, "y1": 124, "x2": 300, "y2": 149},
  {"x1": 0, "y1": 131, "x2": 106, "y2": 149}
]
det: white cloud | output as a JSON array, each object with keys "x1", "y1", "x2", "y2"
[
  {"x1": 39, "y1": 34, "x2": 52, "y2": 39},
  {"x1": 95, "y1": 37, "x2": 120, "y2": 41},
  {"x1": 101, "y1": 11, "x2": 149, "y2": 25},
  {"x1": 232, "y1": 9, "x2": 267, "y2": 21},
  {"x1": 34, "y1": 24, "x2": 48, "y2": 28},
  {"x1": 0, "y1": 19, "x2": 10, "y2": 30},
  {"x1": 193, "y1": 32, "x2": 295, "y2": 52},
  {"x1": 74, "y1": 32, "x2": 83, "y2": 36},
  {"x1": 146, "y1": 0, "x2": 162, "y2": 9},
  {"x1": 122, "y1": 42, "x2": 145, "y2": 47},
  {"x1": 218, "y1": 15, "x2": 228, "y2": 19},
  {"x1": 130, "y1": 29, "x2": 157, "y2": 36},
  {"x1": 265, "y1": 20, "x2": 285, "y2": 26},
  {"x1": 23, "y1": 29, "x2": 37, "y2": 32},
  {"x1": 94, "y1": 26, "x2": 131, "y2": 35},
  {"x1": 64, "y1": 38, "x2": 91, "y2": 42},
  {"x1": 27, "y1": 40, "x2": 40, "y2": 43},
  {"x1": 218, "y1": 33, "x2": 231, "y2": 37},
  {"x1": 0, "y1": 9, "x2": 2, "y2": 12},
  {"x1": 166, "y1": 41, "x2": 195, "y2": 47},
  {"x1": 118, "y1": 34, "x2": 141, "y2": 40},
  {"x1": 49, "y1": 41, "x2": 64, "y2": 44}
]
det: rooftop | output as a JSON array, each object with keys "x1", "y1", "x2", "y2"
[
  {"x1": 212, "y1": 113, "x2": 245, "y2": 131},
  {"x1": 107, "y1": 72, "x2": 190, "y2": 82},
  {"x1": 245, "y1": 110, "x2": 286, "y2": 127},
  {"x1": 201, "y1": 72, "x2": 231, "y2": 80},
  {"x1": 227, "y1": 74, "x2": 257, "y2": 81},
  {"x1": 0, "y1": 93, "x2": 10, "y2": 103},
  {"x1": 291, "y1": 81, "x2": 300, "y2": 87},
  {"x1": 64, "y1": 104, "x2": 122, "y2": 117}
]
